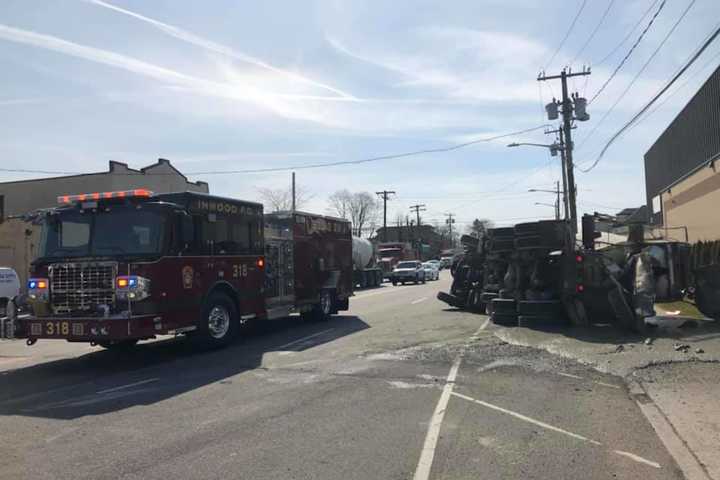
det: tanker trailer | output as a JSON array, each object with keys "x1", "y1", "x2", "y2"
[{"x1": 353, "y1": 237, "x2": 383, "y2": 289}]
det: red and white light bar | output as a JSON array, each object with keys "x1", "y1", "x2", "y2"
[{"x1": 57, "y1": 189, "x2": 153, "y2": 204}]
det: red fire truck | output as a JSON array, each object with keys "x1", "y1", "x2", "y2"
[{"x1": 1, "y1": 190, "x2": 352, "y2": 349}]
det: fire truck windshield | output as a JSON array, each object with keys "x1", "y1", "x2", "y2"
[{"x1": 37, "y1": 206, "x2": 169, "y2": 260}]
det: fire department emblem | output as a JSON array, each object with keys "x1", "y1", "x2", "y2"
[{"x1": 182, "y1": 266, "x2": 194, "y2": 289}]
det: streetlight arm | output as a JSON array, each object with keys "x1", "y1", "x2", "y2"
[{"x1": 507, "y1": 142, "x2": 558, "y2": 149}]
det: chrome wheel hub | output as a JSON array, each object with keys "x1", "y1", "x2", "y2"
[
  {"x1": 320, "y1": 292, "x2": 331, "y2": 315},
  {"x1": 208, "y1": 305, "x2": 230, "y2": 339}
]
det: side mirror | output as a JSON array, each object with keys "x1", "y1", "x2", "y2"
[{"x1": 180, "y1": 214, "x2": 194, "y2": 252}]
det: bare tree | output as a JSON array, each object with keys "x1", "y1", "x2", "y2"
[
  {"x1": 258, "y1": 185, "x2": 312, "y2": 212},
  {"x1": 327, "y1": 190, "x2": 379, "y2": 237},
  {"x1": 349, "y1": 192, "x2": 379, "y2": 237},
  {"x1": 327, "y1": 189, "x2": 352, "y2": 219}
]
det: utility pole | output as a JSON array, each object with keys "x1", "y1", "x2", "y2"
[
  {"x1": 376, "y1": 190, "x2": 396, "y2": 242},
  {"x1": 409, "y1": 204, "x2": 426, "y2": 228},
  {"x1": 544, "y1": 126, "x2": 570, "y2": 220},
  {"x1": 291, "y1": 171, "x2": 296, "y2": 212},
  {"x1": 409, "y1": 204, "x2": 426, "y2": 258},
  {"x1": 445, "y1": 213, "x2": 455, "y2": 249},
  {"x1": 555, "y1": 180, "x2": 561, "y2": 220},
  {"x1": 538, "y1": 67, "x2": 591, "y2": 232}
]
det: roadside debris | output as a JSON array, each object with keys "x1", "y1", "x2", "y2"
[
  {"x1": 614, "y1": 344, "x2": 625, "y2": 353},
  {"x1": 644, "y1": 338, "x2": 654, "y2": 346},
  {"x1": 673, "y1": 343, "x2": 690, "y2": 353},
  {"x1": 695, "y1": 348, "x2": 705, "y2": 354}
]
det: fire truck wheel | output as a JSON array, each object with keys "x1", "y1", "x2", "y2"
[
  {"x1": 98, "y1": 339, "x2": 138, "y2": 350},
  {"x1": 196, "y1": 293, "x2": 239, "y2": 348},
  {"x1": 303, "y1": 290, "x2": 334, "y2": 322}
]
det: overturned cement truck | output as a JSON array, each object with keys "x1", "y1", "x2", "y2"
[{"x1": 438, "y1": 215, "x2": 702, "y2": 332}]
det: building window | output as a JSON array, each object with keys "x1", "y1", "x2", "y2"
[{"x1": 652, "y1": 195, "x2": 662, "y2": 215}]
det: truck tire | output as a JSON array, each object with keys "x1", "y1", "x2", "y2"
[
  {"x1": 492, "y1": 313, "x2": 518, "y2": 326},
  {"x1": 302, "y1": 290, "x2": 334, "y2": 322},
  {"x1": 480, "y1": 292, "x2": 499, "y2": 304},
  {"x1": 98, "y1": 339, "x2": 139, "y2": 351},
  {"x1": 514, "y1": 222, "x2": 539, "y2": 236},
  {"x1": 515, "y1": 236, "x2": 543, "y2": 250},
  {"x1": 492, "y1": 227, "x2": 515, "y2": 239},
  {"x1": 517, "y1": 300, "x2": 563, "y2": 316},
  {"x1": 491, "y1": 298, "x2": 517, "y2": 315},
  {"x1": 193, "y1": 292, "x2": 239, "y2": 349},
  {"x1": 517, "y1": 314, "x2": 568, "y2": 328},
  {"x1": 491, "y1": 239, "x2": 515, "y2": 253}
]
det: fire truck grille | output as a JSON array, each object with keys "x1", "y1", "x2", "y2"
[{"x1": 49, "y1": 262, "x2": 117, "y2": 314}]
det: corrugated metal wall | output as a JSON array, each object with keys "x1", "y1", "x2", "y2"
[{"x1": 644, "y1": 65, "x2": 720, "y2": 220}]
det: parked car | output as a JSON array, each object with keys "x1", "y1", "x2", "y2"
[
  {"x1": 422, "y1": 262, "x2": 440, "y2": 281},
  {"x1": 440, "y1": 256, "x2": 453, "y2": 269},
  {"x1": 391, "y1": 261, "x2": 426, "y2": 285},
  {"x1": 427, "y1": 259, "x2": 442, "y2": 271}
]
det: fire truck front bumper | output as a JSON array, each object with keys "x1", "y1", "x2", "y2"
[{"x1": 23, "y1": 314, "x2": 163, "y2": 341}]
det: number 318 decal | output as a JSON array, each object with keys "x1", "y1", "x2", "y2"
[{"x1": 232, "y1": 264, "x2": 248, "y2": 278}]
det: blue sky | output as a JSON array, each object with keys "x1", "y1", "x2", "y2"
[{"x1": 1, "y1": 0, "x2": 719, "y2": 231}]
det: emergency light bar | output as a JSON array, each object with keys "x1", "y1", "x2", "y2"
[{"x1": 57, "y1": 189, "x2": 153, "y2": 204}]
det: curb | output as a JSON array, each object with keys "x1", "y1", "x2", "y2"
[{"x1": 627, "y1": 380, "x2": 712, "y2": 480}]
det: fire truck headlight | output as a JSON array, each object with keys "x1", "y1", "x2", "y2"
[
  {"x1": 27, "y1": 278, "x2": 50, "y2": 301},
  {"x1": 115, "y1": 275, "x2": 151, "y2": 301}
]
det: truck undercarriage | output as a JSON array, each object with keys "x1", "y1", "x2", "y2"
[{"x1": 438, "y1": 215, "x2": 708, "y2": 332}]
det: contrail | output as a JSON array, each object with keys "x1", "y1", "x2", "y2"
[
  {"x1": 85, "y1": 0, "x2": 356, "y2": 99},
  {"x1": 0, "y1": 24, "x2": 342, "y2": 124}
]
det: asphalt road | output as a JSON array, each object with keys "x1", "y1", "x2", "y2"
[{"x1": 0, "y1": 271, "x2": 683, "y2": 479}]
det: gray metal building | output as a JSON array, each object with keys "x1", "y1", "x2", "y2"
[{"x1": 644, "y1": 65, "x2": 720, "y2": 241}]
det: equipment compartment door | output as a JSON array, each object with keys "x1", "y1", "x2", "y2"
[{"x1": 265, "y1": 238, "x2": 294, "y2": 302}]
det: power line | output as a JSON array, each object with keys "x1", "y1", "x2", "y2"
[
  {"x1": 545, "y1": 0, "x2": 588, "y2": 69},
  {"x1": 580, "y1": 21, "x2": 720, "y2": 173},
  {"x1": 626, "y1": 45, "x2": 720, "y2": 132},
  {"x1": 594, "y1": 0, "x2": 660, "y2": 68},
  {"x1": 570, "y1": 0, "x2": 616, "y2": 65},
  {"x1": 589, "y1": 0, "x2": 667, "y2": 104},
  {"x1": 577, "y1": 0, "x2": 696, "y2": 152},
  {"x1": 0, "y1": 124, "x2": 550, "y2": 177}
]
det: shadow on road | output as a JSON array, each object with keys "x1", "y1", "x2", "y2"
[{"x1": 0, "y1": 315, "x2": 369, "y2": 420}]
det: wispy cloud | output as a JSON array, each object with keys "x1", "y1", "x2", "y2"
[
  {"x1": 326, "y1": 28, "x2": 546, "y2": 102},
  {"x1": 85, "y1": 0, "x2": 356, "y2": 100},
  {"x1": 0, "y1": 24, "x2": 351, "y2": 124},
  {"x1": 0, "y1": 97, "x2": 48, "y2": 106}
]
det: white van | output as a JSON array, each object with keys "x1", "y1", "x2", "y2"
[{"x1": 0, "y1": 267, "x2": 20, "y2": 317}]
